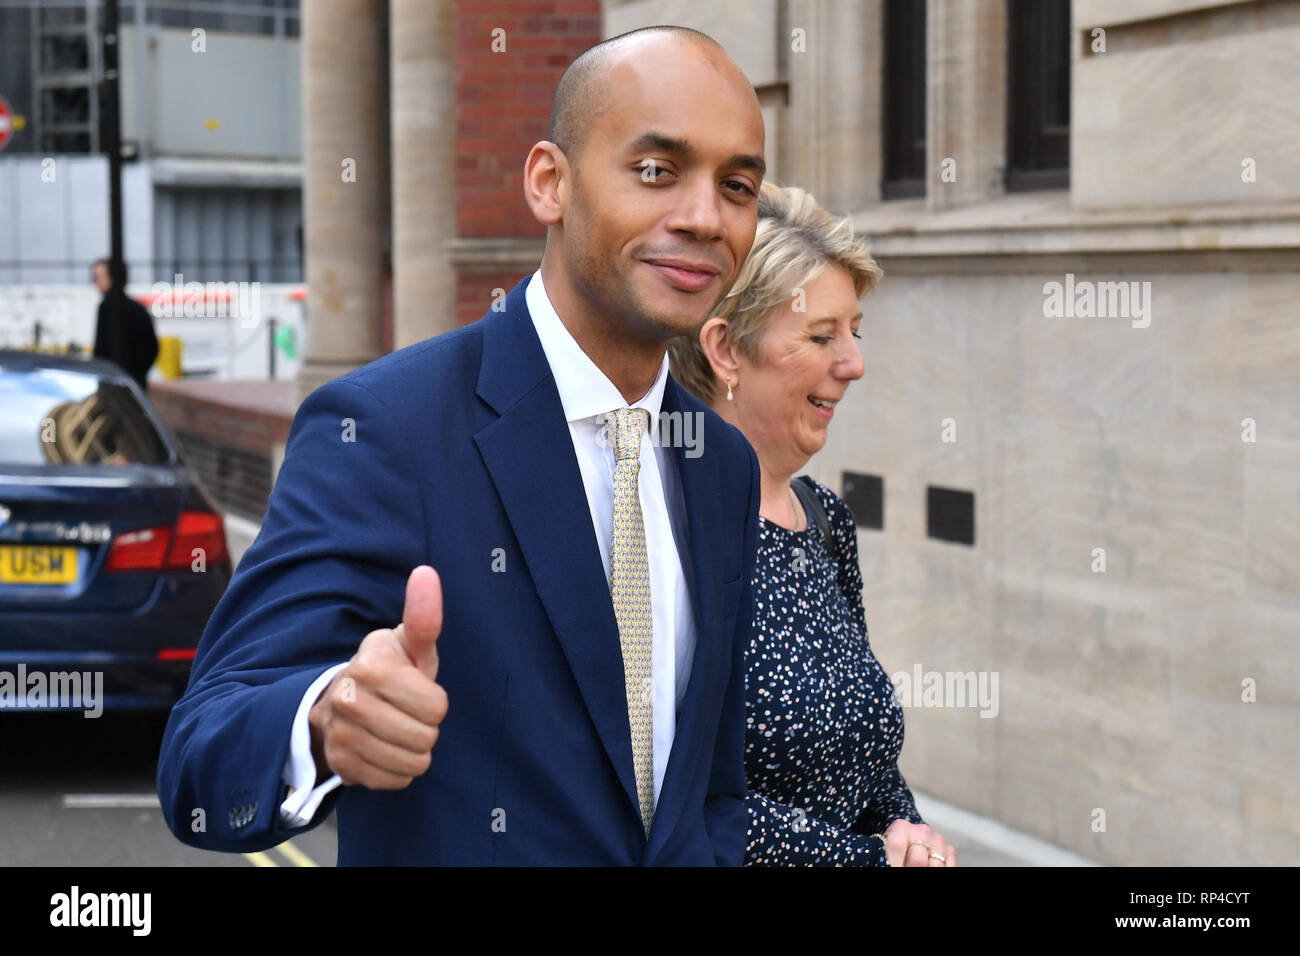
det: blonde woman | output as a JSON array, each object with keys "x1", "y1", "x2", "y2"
[{"x1": 669, "y1": 181, "x2": 956, "y2": 867}]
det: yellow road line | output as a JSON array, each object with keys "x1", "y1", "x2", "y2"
[
  {"x1": 243, "y1": 851, "x2": 279, "y2": 867},
  {"x1": 273, "y1": 840, "x2": 320, "y2": 868}
]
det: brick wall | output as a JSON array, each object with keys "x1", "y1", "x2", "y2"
[
  {"x1": 454, "y1": 0, "x2": 601, "y2": 325},
  {"x1": 150, "y1": 380, "x2": 295, "y2": 521},
  {"x1": 456, "y1": 270, "x2": 538, "y2": 326}
]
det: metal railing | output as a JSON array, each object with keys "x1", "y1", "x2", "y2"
[{"x1": 0, "y1": 257, "x2": 304, "y2": 285}]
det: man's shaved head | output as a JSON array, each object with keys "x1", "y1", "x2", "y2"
[
  {"x1": 523, "y1": 23, "x2": 764, "y2": 402},
  {"x1": 549, "y1": 25, "x2": 726, "y2": 168}
]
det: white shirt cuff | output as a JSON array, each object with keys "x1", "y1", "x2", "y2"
[{"x1": 279, "y1": 662, "x2": 348, "y2": 828}]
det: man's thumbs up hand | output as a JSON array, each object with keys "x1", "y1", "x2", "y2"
[
  {"x1": 307, "y1": 565, "x2": 450, "y2": 791},
  {"x1": 395, "y1": 564, "x2": 442, "y2": 681}
]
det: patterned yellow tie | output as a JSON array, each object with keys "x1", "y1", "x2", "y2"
[{"x1": 603, "y1": 407, "x2": 655, "y2": 837}]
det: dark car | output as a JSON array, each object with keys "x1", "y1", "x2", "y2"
[{"x1": 0, "y1": 351, "x2": 231, "y2": 716}]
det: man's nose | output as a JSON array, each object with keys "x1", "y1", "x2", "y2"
[{"x1": 666, "y1": 175, "x2": 725, "y2": 240}]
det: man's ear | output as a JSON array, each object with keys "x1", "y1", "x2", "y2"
[
  {"x1": 699, "y1": 317, "x2": 740, "y2": 383},
  {"x1": 523, "y1": 141, "x2": 568, "y2": 227}
]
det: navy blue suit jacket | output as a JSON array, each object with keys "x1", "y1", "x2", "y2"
[{"x1": 157, "y1": 273, "x2": 761, "y2": 864}]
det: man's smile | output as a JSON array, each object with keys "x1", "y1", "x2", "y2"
[{"x1": 642, "y1": 257, "x2": 721, "y2": 292}]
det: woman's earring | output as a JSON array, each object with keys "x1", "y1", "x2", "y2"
[{"x1": 726, "y1": 377, "x2": 734, "y2": 401}]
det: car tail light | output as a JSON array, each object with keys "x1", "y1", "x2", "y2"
[
  {"x1": 105, "y1": 526, "x2": 173, "y2": 571},
  {"x1": 106, "y1": 511, "x2": 228, "y2": 572},
  {"x1": 165, "y1": 510, "x2": 229, "y2": 569}
]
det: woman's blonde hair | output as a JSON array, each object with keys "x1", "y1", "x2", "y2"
[{"x1": 669, "y1": 180, "x2": 882, "y2": 404}]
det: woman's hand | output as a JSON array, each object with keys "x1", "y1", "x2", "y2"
[{"x1": 881, "y1": 819, "x2": 957, "y2": 867}]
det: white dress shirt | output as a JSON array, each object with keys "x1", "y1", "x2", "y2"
[{"x1": 279, "y1": 268, "x2": 696, "y2": 828}]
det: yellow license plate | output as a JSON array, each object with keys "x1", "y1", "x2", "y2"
[{"x1": 0, "y1": 545, "x2": 79, "y2": 585}]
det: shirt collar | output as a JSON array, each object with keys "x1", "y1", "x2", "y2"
[{"x1": 526, "y1": 268, "x2": 668, "y2": 441}]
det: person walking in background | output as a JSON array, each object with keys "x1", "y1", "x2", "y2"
[
  {"x1": 92, "y1": 257, "x2": 158, "y2": 390},
  {"x1": 670, "y1": 181, "x2": 957, "y2": 866}
]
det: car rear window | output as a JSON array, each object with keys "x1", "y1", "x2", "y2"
[{"x1": 0, "y1": 366, "x2": 170, "y2": 466}]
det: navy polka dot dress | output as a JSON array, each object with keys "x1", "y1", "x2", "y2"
[{"x1": 743, "y1": 477, "x2": 924, "y2": 866}]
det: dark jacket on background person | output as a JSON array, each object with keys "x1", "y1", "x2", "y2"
[{"x1": 94, "y1": 291, "x2": 159, "y2": 390}]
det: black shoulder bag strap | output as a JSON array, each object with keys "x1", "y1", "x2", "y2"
[{"x1": 791, "y1": 475, "x2": 838, "y2": 561}]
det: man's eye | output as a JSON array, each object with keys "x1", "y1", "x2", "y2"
[
  {"x1": 812, "y1": 335, "x2": 832, "y2": 345},
  {"x1": 640, "y1": 163, "x2": 671, "y2": 180},
  {"x1": 726, "y1": 181, "x2": 757, "y2": 197}
]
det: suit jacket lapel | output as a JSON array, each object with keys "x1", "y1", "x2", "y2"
[{"x1": 471, "y1": 276, "x2": 642, "y2": 819}]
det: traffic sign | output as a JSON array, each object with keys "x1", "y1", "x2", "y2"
[{"x1": 0, "y1": 95, "x2": 16, "y2": 152}]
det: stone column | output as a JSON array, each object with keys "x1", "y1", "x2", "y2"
[
  {"x1": 297, "y1": 0, "x2": 387, "y2": 403},
  {"x1": 926, "y1": 0, "x2": 1007, "y2": 210},
  {"x1": 390, "y1": 0, "x2": 457, "y2": 347},
  {"x1": 786, "y1": 0, "x2": 884, "y2": 212}
]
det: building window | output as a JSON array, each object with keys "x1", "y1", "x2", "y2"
[
  {"x1": 134, "y1": 1, "x2": 300, "y2": 38},
  {"x1": 881, "y1": 0, "x2": 926, "y2": 200},
  {"x1": 153, "y1": 186, "x2": 303, "y2": 284},
  {"x1": 1006, "y1": 0, "x2": 1071, "y2": 191}
]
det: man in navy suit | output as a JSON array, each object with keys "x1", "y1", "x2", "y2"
[{"x1": 158, "y1": 25, "x2": 767, "y2": 864}]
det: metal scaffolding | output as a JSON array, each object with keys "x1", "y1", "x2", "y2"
[{"x1": 31, "y1": 0, "x2": 101, "y2": 153}]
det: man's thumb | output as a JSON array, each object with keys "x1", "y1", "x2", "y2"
[{"x1": 399, "y1": 565, "x2": 443, "y2": 677}]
